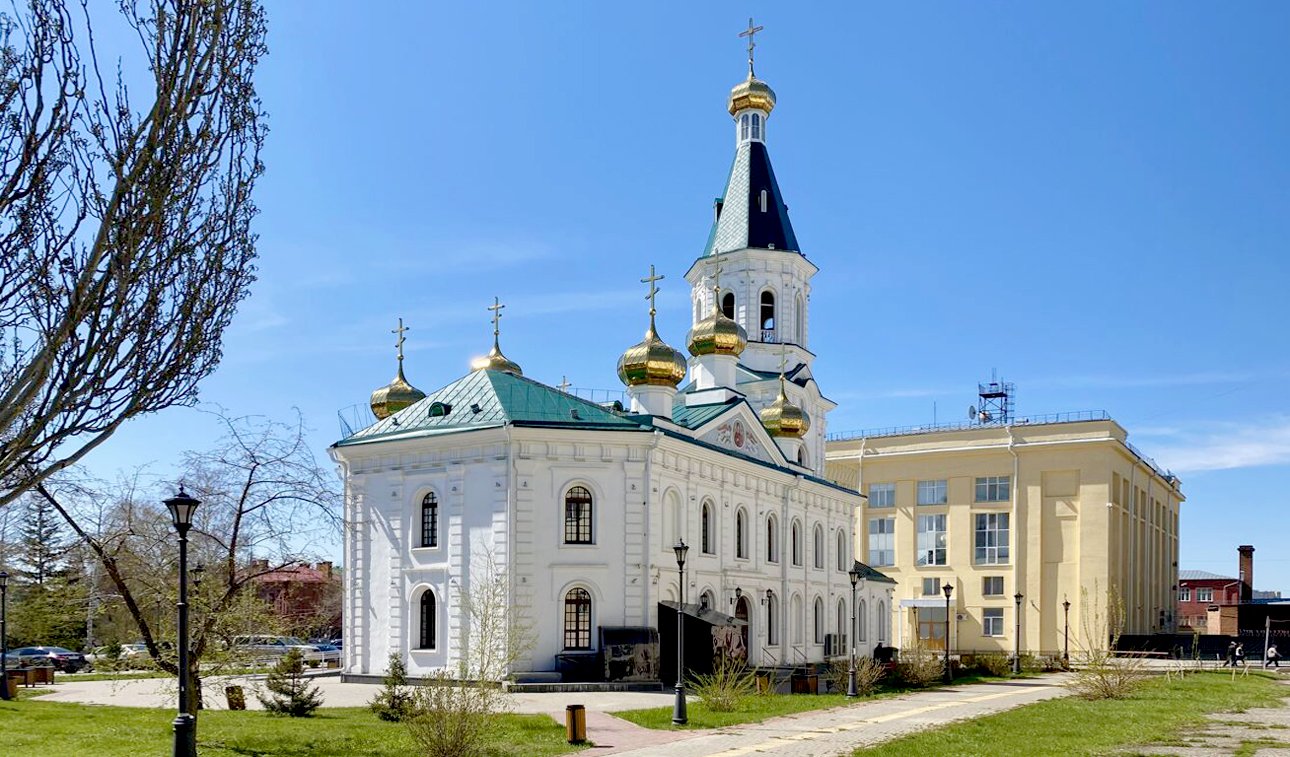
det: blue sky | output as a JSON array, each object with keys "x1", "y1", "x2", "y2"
[{"x1": 84, "y1": 4, "x2": 1290, "y2": 590}]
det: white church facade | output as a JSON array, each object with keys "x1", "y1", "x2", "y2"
[{"x1": 331, "y1": 39, "x2": 894, "y2": 684}]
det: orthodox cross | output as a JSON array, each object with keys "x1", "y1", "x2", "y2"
[
  {"x1": 557, "y1": 376, "x2": 572, "y2": 393},
  {"x1": 392, "y1": 318, "x2": 409, "y2": 364},
  {"x1": 778, "y1": 342, "x2": 789, "y2": 375},
  {"x1": 641, "y1": 264, "x2": 664, "y2": 318},
  {"x1": 739, "y1": 18, "x2": 764, "y2": 77},
  {"x1": 487, "y1": 297, "x2": 505, "y2": 338},
  {"x1": 709, "y1": 259, "x2": 725, "y2": 313}
]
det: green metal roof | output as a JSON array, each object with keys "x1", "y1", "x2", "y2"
[
  {"x1": 851, "y1": 560, "x2": 898, "y2": 585},
  {"x1": 336, "y1": 369, "x2": 643, "y2": 446},
  {"x1": 671, "y1": 398, "x2": 737, "y2": 429}
]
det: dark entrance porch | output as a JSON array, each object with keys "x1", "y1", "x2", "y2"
[{"x1": 658, "y1": 601, "x2": 748, "y2": 687}]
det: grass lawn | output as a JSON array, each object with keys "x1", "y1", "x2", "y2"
[
  {"x1": 850, "y1": 671, "x2": 1285, "y2": 757},
  {"x1": 0, "y1": 697, "x2": 582, "y2": 757},
  {"x1": 613, "y1": 673, "x2": 1008, "y2": 730}
]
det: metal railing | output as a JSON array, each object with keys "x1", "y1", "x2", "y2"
[{"x1": 826, "y1": 410, "x2": 1112, "y2": 442}]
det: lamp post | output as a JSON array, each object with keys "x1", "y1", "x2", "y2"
[
  {"x1": 847, "y1": 564, "x2": 863, "y2": 697},
  {"x1": 1013, "y1": 592, "x2": 1024, "y2": 675},
  {"x1": 0, "y1": 571, "x2": 9, "y2": 701},
  {"x1": 942, "y1": 582, "x2": 954, "y2": 683},
  {"x1": 1062, "y1": 598, "x2": 1071, "y2": 667},
  {"x1": 672, "y1": 539, "x2": 689, "y2": 726},
  {"x1": 165, "y1": 487, "x2": 201, "y2": 757}
]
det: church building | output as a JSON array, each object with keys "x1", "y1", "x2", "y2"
[{"x1": 331, "y1": 33, "x2": 892, "y2": 684}]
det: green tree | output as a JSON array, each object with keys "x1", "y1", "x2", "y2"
[
  {"x1": 257, "y1": 649, "x2": 323, "y2": 717},
  {"x1": 17, "y1": 498, "x2": 68, "y2": 585}
]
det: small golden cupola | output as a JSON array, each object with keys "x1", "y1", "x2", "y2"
[
  {"x1": 618, "y1": 265, "x2": 687, "y2": 391},
  {"x1": 687, "y1": 262, "x2": 747, "y2": 358},
  {"x1": 760, "y1": 352, "x2": 810, "y2": 438},
  {"x1": 470, "y1": 296, "x2": 523, "y2": 375},
  {"x1": 370, "y1": 318, "x2": 427, "y2": 420}
]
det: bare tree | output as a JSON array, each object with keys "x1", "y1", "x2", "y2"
[
  {"x1": 0, "y1": 0, "x2": 268, "y2": 508},
  {"x1": 36, "y1": 409, "x2": 339, "y2": 713}
]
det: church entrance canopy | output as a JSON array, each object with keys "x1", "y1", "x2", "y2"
[{"x1": 658, "y1": 601, "x2": 747, "y2": 687}]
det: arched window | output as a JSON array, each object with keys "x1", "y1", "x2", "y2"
[
  {"x1": 751, "y1": 112, "x2": 762, "y2": 140},
  {"x1": 813, "y1": 525, "x2": 824, "y2": 569},
  {"x1": 700, "y1": 590, "x2": 714, "y2": 611},
  {"x1": 721, "y1": 292, "x2": 735, "y2": 320},
  {"x1": 878, "y1": 601, "x2": 887, "y2": 642},
  {"x1": 760, "y1": 291, "x2": 775, "y2": 332},
  {"x1": 418, "y1": 590, "x2": 436, "y2": 649},
  {"x1": 736, "y1": 508, "x2": 748, "y2": 559},
  {"x1": 791, "y1": 595, "x2": 803, "y2": 644},
  {"x1": 798, "y1": 447, "x2": 809, "y2": 467},
  {"x1": 837, "y1": 598, "x2": 847, "y2": 641},
  {"x1": 663, "y1": 489, "x2": 680, "y2": 550},
  {"x1": 766, "y1": 591, "x2": 778, "y2": 645},
  {"x1": 563, "y1": 588, "x2": 592, "y2": 650},
  {"x1": 795, "y1": 293, "x2": 805, "y2": 344},
  {"x1": 837, "y1": 529, "x2": 848, "y2": 571},
  {"x1": 790, "y1": 520, "x2": 802, "y2": 566},
  {"x1": 564, "y1": 486, "x2": 593, "y2": 544},
  {"x1": 701, "y1": 501, "x2": 714, "y2": 554},
  {"x1": 420, "y1": 492, "x2": 438, "y2": 548},
  {"x1": 766, "y1": 514, "x2": 778, "y2": 563},
  {"x1": 858, "y1": 599, "x2": 868, "y2": 642},
  {"x1": 813, "y1": 596, "x2": 824, "y2": 644},
  {"x1": 759, "y1": 189, "x2": 768, "y2": 213},
  {"x1": 740, "y1": 113, "x2": 750, "y2": 141}
]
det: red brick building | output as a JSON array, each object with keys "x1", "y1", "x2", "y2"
[
  {"x1": 1176, "y1": 570, "x2": 1241, "y2": 632},
  {"x1": 249, "y1": 560, "x2": 342, "y2": 637}
]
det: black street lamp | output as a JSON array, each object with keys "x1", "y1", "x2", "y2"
[
  {"x1": 671, "y1": 539, "x2": 689, "y2": 726},
  {"x1": 165, "y1": 487, "x2": 201, "y2": 757},
  {"x1": 1062, "y1": 598, "x2": 1071, "y2": 667},
  {"x1": 942, "y1": 582, "x2": 954, "y2": 683},
  {"x1": 1013, "y1": 592, "x2": 1024, "y2": 675},
  {"x1": 847, "y1": 564, "x2": 863, "y2": 697},
  {"x1": 1, "y1": 571, "x2": 9, "y2": 701}
]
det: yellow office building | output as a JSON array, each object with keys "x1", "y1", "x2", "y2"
[{"x1": 826, "y1": 411, "x2": 1183, "y2": 657}]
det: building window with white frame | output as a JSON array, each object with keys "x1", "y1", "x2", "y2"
[
  {"x1": 563, "y1": 588, "x2": 592, "y2": 650},
  {"x1": 813, "y1": 596, "x2": 824, "y2": 644},
  {"x1": 766, "y1": 592, "x2": 778, "y2": 645},
  {"x1": 868, "y1": 518, "x2": 895, "y2": 567},
  {"x1": 975, "y1": 475, "x2": 1011, "y2": 503},
  {"x1": 418, "y1": 590, "x2": 435, "y2": 649},
  {"x1": 564, "y1": 486, "x2": 593, "y2": 544},
  {"x1": 837, "y1": 529, "x2": 848, "y2": 571},
  {"x1": 917, "y1": 479, "x2": 947, "y2": 506},
  {"x1": 1178, "y1": 587, "x2": 1191, "y2": 602},
  {"x1": 858, "y1": 600, "x2": 867, "y2": 642},
  {"x1": 877, "y1": 601, "x2": 887, "y2": 642},
  {"x1": 922, "y1": 577, "x2": 940, "y2": 596},
  {"x1": 974, "y1": 512, "x2": 1010, "y2": 565},
  {"x1": 767, "y1": 514, "x2": 779, "y2": 563},
  {"x1": 791, "y1": 520, "x2": 802, "y2": 566},
  {"x1": 983, "y1": 576, "x2": 1005, "y2": 596},
  {"x1": 813, "y1": 524, "x2": 824, "y2": 569},
  {"x1": 868, "y1": 482, "x2": 895, "y2": 508},
  {"x1": 916, "y1": 514, "x2": 947, "y2": 566},
  {"x1": 736, "y1": 508, "x2": 748, "y2": 559},
  {"x1": 1197, "y1": 588, "x2": 1213, "y2": 603},
  {"x1": 701, "y1": 501, "x2": 714, "y2": 554},
  {"x1": 420, "y1": 492, "x2": 438, "y2": 548},
  {"x1": 983, "y1": 608, "x2": 1004, "y2": 637}
]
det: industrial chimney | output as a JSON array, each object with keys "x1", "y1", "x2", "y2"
[{"x1": 1238, "y1": 545, "x2": 1255, "y2": 603}]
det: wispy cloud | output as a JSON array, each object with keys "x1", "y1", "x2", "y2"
[{"x1": 1144, "y1": 416, "x2": 1290, "y2": 473}]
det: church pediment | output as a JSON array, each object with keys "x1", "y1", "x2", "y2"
[{"x1": 690, "y1": 402, "x2": 785, "y2": 466}]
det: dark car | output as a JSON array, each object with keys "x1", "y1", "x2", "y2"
[{"x1": 11, "y1": 646, "x2": 92, "y2": 673}]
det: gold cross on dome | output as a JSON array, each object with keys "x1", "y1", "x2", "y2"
[
  {"x1": 558, "y1": 376, "x2": 572, "y2": 393},
  {"x1": 778, "y1": 342, "x2": 789, "y2": 375},
  {"x1": 739, "y1": 18, "x2": 764, "y2": 77},
  {"x1": 392, "y1": 318, "x2": 409, "y2": 363},
  {"x1": 641, "y1": 264, "x2": 664, "y2": 317},
  {"x1": 487, "y1": 297, "x2": 505, "y2": 337}
]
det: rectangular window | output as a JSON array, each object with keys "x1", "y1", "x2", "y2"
[
  {"x1": 916, "y1": 514, "x2": 947, "y2": 566},
  {"x1": 917, "y1": 479, "x2": 947, "y2": 506},
  {"x1": 974, "y1": 475, "x2": 1011, "y2": 503},
  {"x1": 974, "y1": 513, "x2": 1010, "y2": 565},
  {"x1": 1178, "y1": 588, "x2": 1191, "y2": 602},
  {"x1": 868, "y1": 518, "x2": 895, "y2": 567},
  {"x1": 1197, "y1": 588, "x2": 1213, "y2": 603},
  {"x1": 983, "y1": 576, "x2": 1005, "y2": 596},
  {"x1": 983, "y1": 608, "x2": 1004, "y2": 637},
  {"x1": 922, "y1": 578, "x2": 940, "y2": 596},
  {"x1": 868, "y1": 483, "x2": 895, "y2": 508}
]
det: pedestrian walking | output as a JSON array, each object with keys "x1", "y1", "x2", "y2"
[
  {"x1": 1226, "y1": 641, "x2": 1237, "y2": 667},
  {"x1": 1236, "y1": 642, "x2": 1246, "y2": 667},
  {"x1": 1266, "y1": 643, "x2": 1280, "y2": 668}
]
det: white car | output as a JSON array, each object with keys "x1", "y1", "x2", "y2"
[{"x1": 232, "y1": 635, "x2": 325, "y2": 667}]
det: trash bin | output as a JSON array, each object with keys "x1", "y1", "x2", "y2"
[
  {"x1": 755, "y1": 669, "x2": 773, "y2": 694},
  {"x1": 790, "y1": 671, "x2": 818, "y2": 694},
  {"x1": 565, "y1": 704, "x2": 586, "y2": 744},
  {"x1": 225, "y1": 685, "x2": 246, "y2": 711}
]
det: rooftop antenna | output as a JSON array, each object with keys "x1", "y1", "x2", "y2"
[{"x1": 975, "y1": 371, "x2": 1015, "y2": 424}]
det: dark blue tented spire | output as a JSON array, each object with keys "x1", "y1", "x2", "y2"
[{"x1": 703, "y1": 141, "x2": 800, "y2": 257}]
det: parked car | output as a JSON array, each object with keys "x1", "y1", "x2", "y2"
[
  {"x1": 119, "y1": 643, "x2": 149, "y2": 661},
  {"x1": 231, "y1": 635, "x2": 324, "y2": 667},
  {"x1": 311, "y1": 643, "x2": 341, "y2": 666},
  {"x1": 11, "y1": 646, "x2": 92, "y2": 673}
]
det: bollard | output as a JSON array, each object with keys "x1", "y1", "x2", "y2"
[{"x1": 565, "y1": 704, "x2": 586, "y2": 744}]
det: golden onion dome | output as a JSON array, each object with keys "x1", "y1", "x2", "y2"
[
  {"x1": 688, "y1": 308, "x2": 747, "y2": 357},
  {"x1": 728, "y1": 75, "x2": 776, "y2": 116},
  {"x1": 370, "y1": 366, "x2": 426, "y2": 421},
  {"x1": 618, "y1": 321, "x2": 687, "y2": 388},
  {"x1": 471, "y1": 341, "x2": 523, "y2": 376},
  {"x1": 760, "y1": 380, "x2": 810, "y2": 438}
]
